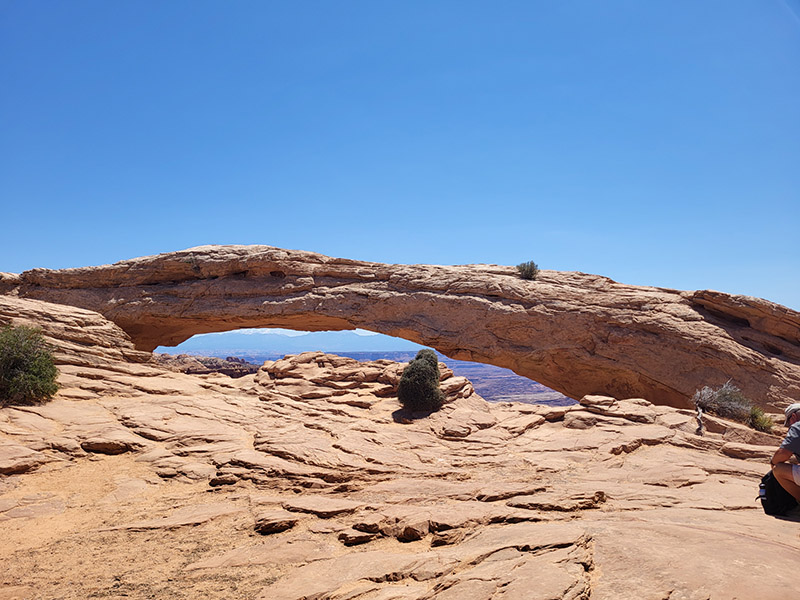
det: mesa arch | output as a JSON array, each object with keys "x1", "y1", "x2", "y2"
[{"x1": 2, "y1": 245, "x2": 799, "y2": 410}]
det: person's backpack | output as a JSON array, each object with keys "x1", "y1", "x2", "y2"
[{"x1": 758, "y1": 470, "x2": 798, "y2": 516}]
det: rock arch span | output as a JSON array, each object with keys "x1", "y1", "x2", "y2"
[{"x1": 4, "y1": 245, "x2": 800, "y2": 410}]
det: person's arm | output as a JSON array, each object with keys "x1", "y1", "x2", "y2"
[{"x1": 771, "y1": 447, "x2": 793, "y2": 468}]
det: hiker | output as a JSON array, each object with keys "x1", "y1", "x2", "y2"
[{"x1": 770, "y1": 403, "x2": 800, "y2": 502}]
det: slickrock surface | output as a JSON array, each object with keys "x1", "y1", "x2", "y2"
[
  {"x1": 5, "y1": 245, "x2": 799, "y2": 409},
  {"x1": 1, "y1": 296, "x2": 799, "y2": 599}
]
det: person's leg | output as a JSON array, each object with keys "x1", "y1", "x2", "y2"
[{"x1": 773, "y1": 463, "x2": 800, "y2": 502}]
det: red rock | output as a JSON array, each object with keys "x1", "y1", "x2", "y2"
[
  {"x1": 80, "y1": 433, "x2": 138, "y2": 455},
  {"x1": 281, "y1": 495, "x2": 362, "y2": 518},
  {"x1": 10, "y1": 245, "x2": 800, "y2": 409},
  {"x1": 337, "y1": 528, "x2": 377, "y2": 546},
  {"x1": 1, "y1": 294, "x2": 799, "y2": 599},
  {"x1": 0, "y1": 444, "x2": 52, "y2": 475},
  {"x1": 105, "y1": 502, "x2": 244, "y2": 531},
  {"x1": 254, "y1": 510, "x2": 300, "y2": 534}
]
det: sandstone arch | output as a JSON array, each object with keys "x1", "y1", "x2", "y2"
[{"x1": 4, "y1": 245, "x2": 800, "y2": 410}]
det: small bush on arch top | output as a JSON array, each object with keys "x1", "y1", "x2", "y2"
[{"x1": 516, "y1": 261, "x2": 539, "y2": 280}]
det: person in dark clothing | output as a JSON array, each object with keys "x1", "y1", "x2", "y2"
[{"x1": 770, "y1": 403, "x2": 800, "y2": 502}]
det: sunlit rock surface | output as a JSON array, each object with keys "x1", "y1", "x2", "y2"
[
  {"x1": 6, "y1": 245, "x2": 800, "y2": 409},
  {"x1": 1, "y1": 296, "x2": 799, "y2": 599}
]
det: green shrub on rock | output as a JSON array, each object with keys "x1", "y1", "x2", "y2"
[
  {"x1": 516, "y1": 261, "x2": 539, "y2": 280},
  {"x1": 397, "y1": 349, "x2": 443, "y2": 413},
  {"x1": 0, "y1": 325, "x2": 59, "y2": 407},
  {"x1": 747, "y1": 405, "x2": 774, "y2": 434},
  {"x1": 414, "y1": 348, "x2": 439, "y2": 372}
]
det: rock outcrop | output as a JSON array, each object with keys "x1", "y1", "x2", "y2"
[
  {"x1": 1, "y1": 296, "x2": 800, "y2": 599},
  {"x1": 6, "y1": 245, "x2": 800, "y2": 409},
  {"x1": 153, "y1": 353, "x2": 260, "y2": 378}
]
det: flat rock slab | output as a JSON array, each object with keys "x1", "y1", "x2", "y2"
[
  {"x1": 426, "y1": 546, "x2": 588, "y2": 600},
  {"x1": 0, "y1": 492, "x2": 66, "y2": 521},
  {"x1": 259, "y1": 549, "x2": 461, "y2": 600},
  {"x1": 186, "y1": 536, "x2": 339, "y2": 570},
  {"x1": 636, "y1": 464, "x2": 709, "y2": 488},
  {"x1": 457, "y1": 521, "x2": 588, "y2": 554},
  {"x1": 351, "y1": 501, "x2": 538, "y2": 543},
  {"x1": 590, "y1": 512, "x2": 800, "y2": 600},
  {"x1": 475, "y1": 482, "x2": 547, "y2": 502},
  {"x1": 80, "y1": 434, "x2": 139, "y2": 455},
  {"x1": 254, "y1": 509, "x2": 300, "y2": 534},
  {"x1": 104, "y1": 502, "x2": 244, "y2": 531},
  {"x1": 581, "y1": 395, "x2": 657, "y2": 423},
  {"x1": 720, "y1": 441, "x2": 773, "y2": 460},
  {"x1": 282, "y1": 495, "x2": 363, "y2": 518},
  {"x1": 338, "y1": 527, "x2": 377, "y2": 545},
  {"x1": 0, "y1": 444, "x2": 51, "y2": 475},
  {"x1": 99, "y1": 477, "x2": 152, "y2": 504},
  {"x1": 507, "y1": 491, "x2": 607, "y2": 512},
  {"x1": 261, "y1": 521, "x2": 590, "y2": 600}
]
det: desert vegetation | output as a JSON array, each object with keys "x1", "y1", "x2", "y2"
[
  {"x1": 516, "y1": 260, "x2": 539, "y2": 280},
  {"x1": 692, "y1": 380, "x2": 772, "y2": 433},
  {"x1": 397, "y1": 349, "x2": 444, "y2": 412},
  {"x1": 0, "y1": 324, "x2": 59, "y2": 407}
]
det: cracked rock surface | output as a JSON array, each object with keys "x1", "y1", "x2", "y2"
[{"x1": 1, "y1": 296, "x2": 799, "y2": 599}]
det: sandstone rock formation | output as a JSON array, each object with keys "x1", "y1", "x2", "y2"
[
  {"x1": 154, "y1": 353, "x2": 260, "y2": 378},
  {"x1": 5, "y1": 245, "x2": 800, "y2": 409},
  {"x1": 1, "y1": 295, "x2": 800, "y2": 599}
]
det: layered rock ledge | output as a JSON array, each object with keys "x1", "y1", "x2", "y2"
[
  {"x1": 1, "y1": 296, "x2": 799, "y2": 599},
  {"x1": 4, "y1": 245, "x2": 800, "y2": 408}
]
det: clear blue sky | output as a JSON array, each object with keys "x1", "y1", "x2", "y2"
[{"x1": 2, "y1": 1, "x2": 799, "y2": 309}]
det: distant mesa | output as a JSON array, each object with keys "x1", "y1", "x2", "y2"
[
  {"x1": 153, "y1": 354, "x2": 259, "y2": 378},
  {"x1": 6, "y1": 244, "x2": 800, "y2": 410}
]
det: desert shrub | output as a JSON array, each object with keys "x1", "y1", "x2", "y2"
[
  {"x1": 414, "y1": 349, "x2": 440, "y2": 372},
  {"x1": 397, "y1": 350, "x2": 443, "y2": 413},
  {"x1": 516, "y1": 261, "x2": 539, "y2": 280},
  {"x1": 747, "y1": 405, "x2": 773, "y2": 434},
  {"x1": 693, "y1": 380, "x2": 751, "y2": 421},
  {"x1": 692, "y1": 380, "x2": 770, "y2": 432},
  {"x1": 0, "y1": 325, "x2": 59, "y2": 407}
]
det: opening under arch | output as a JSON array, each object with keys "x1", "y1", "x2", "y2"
[{"x1": 156, "y1": 328, "x2": 572, "y2": 406}]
